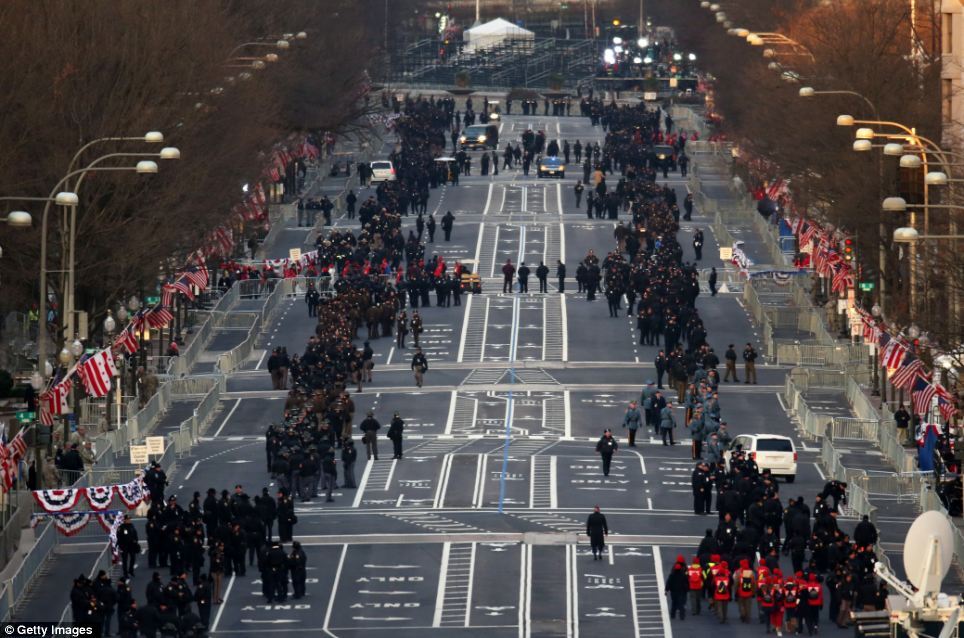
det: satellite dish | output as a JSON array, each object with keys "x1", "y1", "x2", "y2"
[{"x1": 903, "y1": 511, "x2": 955, "y2": 594}]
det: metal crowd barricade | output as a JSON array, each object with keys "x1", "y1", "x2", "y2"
[
  {"x1": 828, "y1": 417, "x2": 879, "y2": 442},
  {"x1": 217, "y1": 277, "x2": 297, "y2": 374},
  {"x1": 215, "y1": 314, "x2": 259, "y2": 374},
  {"x1": 5, "y1": 520, "x2": 56, "y2": 620},
  {"x1": 173, "y1": 375, "x2": 224, "y2": 458}
]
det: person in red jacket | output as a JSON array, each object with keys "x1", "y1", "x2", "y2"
[
  {"x1": 734, "y1": 559, "x2": 756, "y2": 623},
  {"x1": 803, "y1": 573, "x2": 823, "y2": 635},
  {"x1": 713, "y1": 560, "x2": 732, "y2": 623},
  {"x1": 756, "y1": 564, "x2": 771, "y2": 624},
  {"x1": 782, "y1": 576, "x2": 800, "y2": 635},
  {"x1": 768, "y1": 576, "x2": 786, "y2": 636},
  {"x1": 686, "y1": 557, "x2": 704, "y2": 616}
]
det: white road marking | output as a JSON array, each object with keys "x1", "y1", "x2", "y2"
[
  {"x1": 210, "y1": 574, "x2": 235, "y2": 632},
  {"x1": 563, "y1": 390, "x2": 572, "y2": 439},
  {"x1": 473, "y1": 454, "x2": 487, "y2": 508},
  {"x1": 445, "y1": 391, "x2": 458, "y2": 435},
  {"x1": 567, "y1": 544, "x2": 580, "y2": 638},
  {"x1": 519, "y1": 543, "x2": 532, "y2": 638},
  {"x1": 651, "y1": 546, "x2": 673, "y2": 638},
  {"x1": 352, "y1": 460, "x2": 374, "y2": 508},
  {"x1": 776, "y1": 391, "x2": 788, "y2": 412},
  {"x1": 522, "y1": 186, "x2": 528, "y2": 213},
  {"x1": 433, "y1": 541, "x2": 452, "y2": 627},
  {"x1": 433, "y1": 453, "x2": 454, "y2": 508},
  {"x1": 608, "y1": 545, "x2": 614, "y2": 565},
  {"x1": 633, "y1": 450, "x2": 647, "y2": 475},
  {"x1": 557, "y1": 182, "x2": 563, "y2": 216},
  {"x1": 213, "y1": 398, "x2": 242, "y2": 438},
  {"x1": 813, "y1": 462, "x2": 826, "y2": 481},
  {"x1": 479, "y1": 297, "x2": 491, "y2": 363},
  {"x1": 550, "y1": 455, "x2": 558, "y2": 509},
  {"x1": 457, "y1": 292, "x2": 474, "y2": 363},
  {"x1": 322, "y1": 544, "x2": 348, "y2": 636},
  {"x1": 490, "y1": 225, "x2": 501, "y2": 277},
  {"x1": 383, "y1": 459, "x2": 398, "y2": 490},
  {"x1": 629, "y1": 574, "x2": 641, "y2": 638},
  {"x1": 483, "y1": 183, "x2": 494, "y2": 215},
  {"x1": 386, "y1": 345, "x2": 395, "y2": 366},
  {"x1": 184, "y1": 461, "x2": 200, "y2": 481},
  {"x1": 561, "y1": 293, "x2": 569, "y2": 361},
  {"x1": 464, "y1": 542, "x2": 477, "y2": 626},
  {"x1": 255, "y1": 349, "x2": 268, "y2": 370}
]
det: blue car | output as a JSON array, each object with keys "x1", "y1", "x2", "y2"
[{"x1": 537, "y1": 155, "x2": 565, "y2": 178}]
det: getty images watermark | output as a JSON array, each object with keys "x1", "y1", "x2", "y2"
[{"x1": 2, "y1": 625, "x2": 93, "y2": 637}]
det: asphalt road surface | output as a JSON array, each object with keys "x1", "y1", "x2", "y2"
[{"x1": 60, "y1": 113, "x2": 913, "y2": 637}]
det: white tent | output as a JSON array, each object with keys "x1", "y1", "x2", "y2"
[{"x1": 464, "y1": 18, "x2": 534, "y2": 53}]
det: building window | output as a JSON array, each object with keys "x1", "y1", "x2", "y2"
[
  {"x1": 943, "y1": 13, "x2": 954, "y2": 55},
  {"x1": 943, "y1": 78, "x2": 954, "y2": 123}
]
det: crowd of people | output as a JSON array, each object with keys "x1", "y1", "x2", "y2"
[
  {"x1": 667, "y1": 465, "x2": 886, "y2": 635},
  {"x1": 71, "y1": 478, "x2": 305, "y2": 637},
  {"x1": 262, "y1": 96, "x2": 476, "y2": 504}
]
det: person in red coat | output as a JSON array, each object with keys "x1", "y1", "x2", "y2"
[
  {"x1": 803, "y1": 573, "x2": 823, "y2": 635},
  {"x1": 713, "y1": 561, "x2": 731, "y2": 623}
]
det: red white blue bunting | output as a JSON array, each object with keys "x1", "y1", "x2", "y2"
[
  {"x1": 116, "y1": 477, "x2": 147, "y2": 509},
  {"x1": 33, "y1": 474, "x2": 146, "y2": 512},
  {"x1": 96, "y1": 511, "x2": 124, "y2": 533},
  {"x1": 33, "y1": 489, "x2": 81, "y2": 513},
  {"x1": 85, "y1": 486, "x2": 115, "y2": 511},
  {"x1": 52, "y1": 512, "x2": 90, "y2": 537}
]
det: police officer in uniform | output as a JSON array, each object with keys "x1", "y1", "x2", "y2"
[
  {"x1": 289, "y1": 541, "x2": 308, "y2": 599},
  {"x1": 586, "y1": 506, "x2": 609, "y2": 560},
  {"x1": 595, "y1": 429, "x2": 618, "y2": 477}
]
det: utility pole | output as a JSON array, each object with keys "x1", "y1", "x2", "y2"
[{"x1": 638, "y1": 0, "x2": 644, "y2": 36}]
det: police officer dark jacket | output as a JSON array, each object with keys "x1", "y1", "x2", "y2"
[{"x1": 595, "y1": 433, "x2": 618, "y2": 456}]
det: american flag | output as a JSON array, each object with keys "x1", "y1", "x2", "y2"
[
  {"x1": 831, "y1": 264, "x2": 854, "y2": 293},
  {"x1": 183, "y1": 267, "x2": 208, "y2": 290},
  {"x1": 889, "y1": 354, "x2": 923, "y2": 390},
  {"x1": 911, "y1": 373, "x2": 937, "y2": 417},
  {"x1": 800, "y1": 221, "x2": 818, "y2": 246},
  {"x1": 938, "y1": 396, "x2": 958, "y2": 421},
  {"x1": 9, "y1": 431, "x2": 27, "y2": 462},
  {"x1": 39, "y1": 406, "x2": 53, "y2": 426},
  {"x1": 161, "y1": 283, "x2": 177, "y2": 308},
  {"x1": 214, "y1": 227, "x2": 233, "y2": 256},
  {"x1": 146, "y1": 306, "x2": 174, "y2": 328},
  {"x1": 114, "y1": 326, "x2": 139, "y2": 355},
  {"x1": 171, "y1": 278, "x2": 195, "y2": 300}
]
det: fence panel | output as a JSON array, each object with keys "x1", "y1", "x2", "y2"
[
  {"x1": 828, "y1": 417, "x2": 879, "y2": 442},
  {"x1": 6, "y1": 521, "x2": 56, "y2": 620}
]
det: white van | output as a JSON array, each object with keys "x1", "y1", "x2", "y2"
[
  {"x1": 725, "y1": 434, "x2": 798, "y2": 482},
  {"x1": 369, "y1": 160, "x2": 397, "y2": 183}
]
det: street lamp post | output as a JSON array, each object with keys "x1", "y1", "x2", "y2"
[
  {"x1": 870, "y1": 303, "x2": 882, "y2": 397},
  {"x1": 36, "y1": 161, "x2": 160, "y2": 403}
]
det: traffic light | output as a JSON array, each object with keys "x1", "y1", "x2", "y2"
[{"x1": 843, "y1": 238, "x2": 854, "y2": 262}]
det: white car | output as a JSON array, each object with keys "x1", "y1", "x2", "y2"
[
  {"x1": 725, "y1": 434, "x2": 797, "y2": 482},
  {"x1": 369, "y1": 160, "x2": 397, "y2": 184}
]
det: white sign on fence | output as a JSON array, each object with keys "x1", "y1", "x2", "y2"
[
  {"x1": 130, "y1": 445, "x2": 149, "y2": 465},
  {"x1": 145, "y1": 436, "x2": 166, "y2": 455}
]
